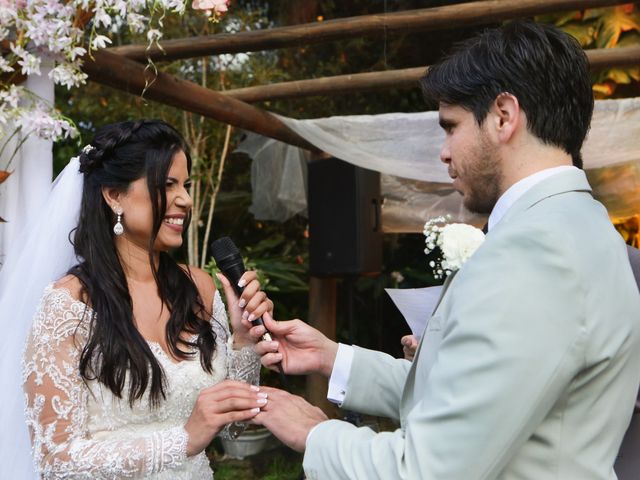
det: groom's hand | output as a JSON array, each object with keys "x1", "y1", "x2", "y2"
[
  {"x1": 247, "y1": 313, "x2": 338, "y2": 378},
  {"x1": 401, "y1": 334, "x2": 419, "y2": 361},
  {"x1": 251, "y1": 386, "x2": 328, "y2": 452}
]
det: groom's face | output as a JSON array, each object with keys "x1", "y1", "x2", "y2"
[{"x1": 438, "y1": 103, "x2": 502, "y2": 214}]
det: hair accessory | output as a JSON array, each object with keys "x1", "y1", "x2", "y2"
[
  {"x1": 113, "y1": 206, "x2": 124, "y2": 236},
  {"x1": 78, "y1": 144, "x2": 102, "y2": 175}
]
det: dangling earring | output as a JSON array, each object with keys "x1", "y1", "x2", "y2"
[{"x1": 113, "y1": 206, "x2": 124, "y2": 236}]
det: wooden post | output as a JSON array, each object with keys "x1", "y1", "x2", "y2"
[{"x1": 306, "y1": 276, "x2": 338, "y2": 416}]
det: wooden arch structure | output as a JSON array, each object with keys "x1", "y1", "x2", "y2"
[{"x1": 84, "y1": 0, "x2": 640, "y2": 408}]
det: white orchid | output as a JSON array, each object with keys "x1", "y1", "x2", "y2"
[
  {"x1": 0, "y1": 0, "x2": 232, "y2": 147},
  {"x1": 91, "y1": 34, "x2": 112, "y2": 50}
]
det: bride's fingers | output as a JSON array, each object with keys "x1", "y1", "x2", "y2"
[
  {"x1": 247, "y1": 324, "x2": 267, "y2": 340},
  {"x1": 216, "y1": 273, "x2": 240, "y2": 308},
  {"x1": 260, "y1": 351, "x2": 284, "y2": 368},
  {"x1": 238, "y1": 271, "x2": 257, "y2": 287},
  {"x1": 243, "y1": 290, "x2": 267, "y2": 317},
  {"x1": 253, "y1": 340, "x2": 280, "y2": 356}
]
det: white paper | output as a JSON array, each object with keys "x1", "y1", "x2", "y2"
[{"x1": 385, "y1": 286, "x2": 443, "y2": 339}]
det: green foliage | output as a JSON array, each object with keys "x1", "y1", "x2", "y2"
[
  {"x1": 537, "y1": 4, "x2": 640, "y2": 98},
  {"x1": 260, "y1": 453, "x2": 304, "y2": 480}
]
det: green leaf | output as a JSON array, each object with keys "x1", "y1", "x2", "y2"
[
  {"x1": 584, "y1": 8, "x2": 610, "y2": 21},
  {"x1": 605, "y1": 68, "x2": 633, "y2": 84},
  {"x1": 595, "y1": 7, "x2": 640, "y2": 48},
  {"x1": 617, "y1": 30, "x2": 640, "y2": 47},
  {"x1": 536, "y1": 11, "x2": 581, "y2": 27},
  {"x1": 627, "y1": 66, "x2": 640, "y2": 81},
  {"x1": 592, "y1": 82, "x2": 616, "y2": 96},
  {"x1": 560, "y1": 22, "x2": 598, "y2": 47}
]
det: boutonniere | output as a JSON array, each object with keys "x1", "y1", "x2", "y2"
[{"x1": 423, "y1": 216, "x2": 485, "y2": 279}]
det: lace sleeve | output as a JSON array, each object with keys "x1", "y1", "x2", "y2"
[
  {"x1": 22, "y1": 288, "x2": 188, "y2": 479},
  {"x1": 211, "y1": 290, "x2": 261, "y2": 440}
]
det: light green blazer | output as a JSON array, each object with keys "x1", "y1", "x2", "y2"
[{"x1": 304, "y1": 169, "x2": 640, "y2": 479}]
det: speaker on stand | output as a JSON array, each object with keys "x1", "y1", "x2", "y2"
[{"x1": 307, "y1": 157, "x2": 382, "y2": 278}]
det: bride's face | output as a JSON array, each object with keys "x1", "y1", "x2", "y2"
[{"x1": 117, "y1": 150, "x2": 192, "y2": 252}]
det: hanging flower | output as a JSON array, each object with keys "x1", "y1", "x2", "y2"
[
  {"x1": 0, "y1": 0, "x2": 229, "y2": 149},
  {"x1": 192, "y1": 0, "x2": 230, "y2": 22},
  {"x1": 423, "y1": 215, "x2": 485, "y2": 279}
]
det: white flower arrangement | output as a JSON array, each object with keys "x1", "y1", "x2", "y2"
[
  {"x1": 423, "y1": 215, "x2": 485, "y2": 280},
  {"x1": 0, "y1": 0, "x2": 229, "y2": 150}
]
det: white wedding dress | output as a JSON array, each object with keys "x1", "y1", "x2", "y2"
[{"x1": 22, "y1": 286, "x2": 260, "y2": 479}]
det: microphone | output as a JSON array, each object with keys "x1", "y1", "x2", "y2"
[
  {"x1": 210, "y1": 236, "x2": 289, "y2": 389},
  {"x1": 210, "y1": 236, "x2": 273, "y2": 342}
]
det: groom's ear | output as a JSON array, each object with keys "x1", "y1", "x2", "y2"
[{"x1": 488, "y1": 93, "x2": 522, "y2": 145}]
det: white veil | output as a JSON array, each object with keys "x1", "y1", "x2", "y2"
[{"x1": 0, "y1": 157, "x2": 83, "y2": 479}]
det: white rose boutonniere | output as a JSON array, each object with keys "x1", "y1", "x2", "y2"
[{"x1": 423, "y1": 216, "x2": 485, "y2": 279}]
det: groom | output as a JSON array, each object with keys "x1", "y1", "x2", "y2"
[{"x1": 247, "y1": 20, "x2": 640, "y2": 479}]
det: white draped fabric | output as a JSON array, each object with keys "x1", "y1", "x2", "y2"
[
  {"x1": 239, "y1": 97, "x2": 640, "y2": 231},
  {"x1": 0, "y1": 68, "x2": 54, "y2": 265}
]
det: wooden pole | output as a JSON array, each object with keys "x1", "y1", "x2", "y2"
[
  {"x1": 81, "y1": 49, "x2": 319, "y2": 152},
  {"x1": 109, "y1": 0, "x2": 631, "y2": 62},
  {"x1": 587, "y1": 45, "x2": 640, "y2": 69},
  {"x1": 306, "y1": 276, "x2": 338, "y2": 416},
  {"x1": 224, "y1": 67, "x2": 427, "y2": 103},
  {"x1": 221, "y1": 46, "x2": 640, "y2": 103}
]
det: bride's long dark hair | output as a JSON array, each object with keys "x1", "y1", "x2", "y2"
[{"x1": 69, "y1": 119, "x2": 216, "y2": 406}]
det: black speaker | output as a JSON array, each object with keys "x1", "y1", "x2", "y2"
[{"x1": 308, "y1": 157, "x2": 382, "y2": 276}]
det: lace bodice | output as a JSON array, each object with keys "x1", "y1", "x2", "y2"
[{"x1": 22, "y1": 285, "x2": 260, "y2": 479}]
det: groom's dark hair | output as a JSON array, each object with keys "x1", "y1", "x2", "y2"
[{"x1": 419, "y1": 20, "x2": 593, "y2": 168}]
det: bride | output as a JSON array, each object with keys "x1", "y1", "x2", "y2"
[{"x1": 2, "y1": 119, "x2": 272, "y2": 478}]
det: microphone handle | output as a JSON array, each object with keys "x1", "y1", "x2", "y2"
[{"x1": 223, "y1": 271, "x2": 291, "y2": 391}]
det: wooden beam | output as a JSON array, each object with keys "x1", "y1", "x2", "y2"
[
  {"x1": 587, "y1": 45, "x2": 640, "y2": 69},
  {"x1": 224, "y1": 67, "x2": 427, "y2": 103},
  {"x1": 109, "y1": 0, "x2": 630, "y2": 62},
  {"x1": 221, "y1": 46, "x2": 640, "y2": 103},
  {"x1": 81, "y1": 49, "x2": 318, "y2": 151}
]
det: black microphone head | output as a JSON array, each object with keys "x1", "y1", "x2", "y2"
[
  {"x1": 210, "y1": 237, "x2": 246, "y2": 291},
  {"x1": 210, "y1": 236, "x2": 240, "y2": 262}
]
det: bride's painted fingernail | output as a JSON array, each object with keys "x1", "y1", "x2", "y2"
[
  {"x1": 242, "y1": 311, "x2": 249, "y2": 321},
  {"x1": 258, "y1": 392, "x2": 268, "y2": 399},
  {"x1": 238, "y1": 299, "x2": 246, "y2": 308},
  {"x1": 257, "y1": 398, "x2": 268, "y2": 405},
  {"x1": 248, "y1": 314, "x2": 256, "y2": 323},
  {"x1": 250, "y1": 385, "x2": 260, "y2": 391},
  {"x1": 251, "y1": 407, "x2": 260, "y2": 414},
  {"x1": 238, "y1": 278, "x2": 247, "y2": 288}
]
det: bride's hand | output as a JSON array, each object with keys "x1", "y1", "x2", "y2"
[
  {"x1": 184, "y1": 380, "x2": 267, "y2": 456},
  {"x1": 217, "y1": 271, "x2": 273, "y2": 347}
]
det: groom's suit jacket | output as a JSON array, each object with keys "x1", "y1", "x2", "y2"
[{"x1": 304, "y1": 169, "x2": 640, "y2": 479}]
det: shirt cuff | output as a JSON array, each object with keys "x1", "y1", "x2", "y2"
[
  {"x1": 306, "y1": 421, "x2": 323, "y2": 449},
  {"x1": 327, "y1": 343, "x2": 354, "y2": 405}
]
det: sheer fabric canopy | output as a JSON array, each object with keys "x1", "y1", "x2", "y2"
[{"x1": 239, "y1": 97, "x2": 640, "y2": 232}]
